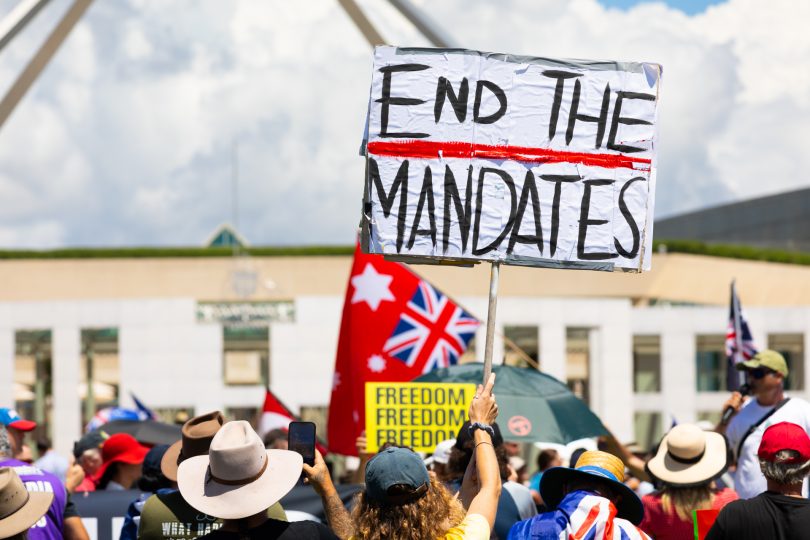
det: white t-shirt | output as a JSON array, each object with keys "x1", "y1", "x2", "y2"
[{"x1": 725, "y1": 395, "x2": 810, "y2": 499}]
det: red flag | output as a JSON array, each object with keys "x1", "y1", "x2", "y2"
[
  {"x1": 327, "y1": 245, "x2": 479, "y2": 455},
  {"x1": 693, "y1": 509, "x2": 720, "y2": 540},
  {"x1": 259, "y1": 388, "x2": 328, "y2": 455}
]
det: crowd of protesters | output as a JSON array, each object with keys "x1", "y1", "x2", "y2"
[{"x1": 2, "y1": 349, "x2": 810, "y2": 539}]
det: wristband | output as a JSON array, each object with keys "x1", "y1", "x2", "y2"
[{"x1": 468, "y1": 422, "x2": 495, "y2": 439}]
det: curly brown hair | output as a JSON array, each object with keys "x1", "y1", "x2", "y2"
[{"x1": 351, "y1": 477, "x2": 466, "y2": 540}]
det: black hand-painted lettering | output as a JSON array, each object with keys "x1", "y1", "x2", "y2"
[
  {"x1": 540, "y1": 174, "x2": 580, "y2": 257},
  {"x1": 606, "y1": 91, "x2": 656, "y2": 153},
  {"x1": 566, "y1": 81, "x2": 611, "y2": 148},
  {"x1": 614, "y1": 176, "x2": 646, "y2": 258},
  {"x1": 442, "y1": 165, "x2": 473, "y2": 253},
  {"x1": 434, "y1": 77, "x2": 469, "y2": 124},
  {"x1": 508, "y1": 171, "x2": 543, "y2": 255},
  {"x1": 407, "y1": 166, "x2": 437, "y2": 249},
  {"x1": 472, "y1": 168, "x2": 517, "y2": 256},
  {"x1": 368, "y1": 157, "x2": 409, "y2": 252},
  {"x1": 376, "y1": 64, "x2": 430, "y2": 138},
  {"x1": 577, "y1": 179, "x2": 617, "y2": 260},
  {"x1": 542, "y1": 70, "x2": 581, "y2": 141},
  {"x1": 473, "y1": 81, "x2": 507, "y2": 125}
]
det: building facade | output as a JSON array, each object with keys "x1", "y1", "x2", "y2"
[{"x1": 1, "y1": 251, "x2": 808, "y2": 457}]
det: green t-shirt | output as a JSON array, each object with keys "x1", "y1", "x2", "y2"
[{"x1": 138, "y1": 490, "x2": 287, "y2": 540}]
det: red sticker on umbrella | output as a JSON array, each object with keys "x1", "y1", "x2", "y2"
[{"x1": 508, "y1": 415, "x2": 532, "y2": 436}]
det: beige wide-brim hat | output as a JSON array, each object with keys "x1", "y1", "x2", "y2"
[
  {"x1": 0, "y1": 467, "x2": 54, "y2": 538},
  {"x1": 176, "y1": 420, "x2": 302, "y2": 520},
  {"x1": 646, "y1": 424, "x2": 730, "y2": 487}
]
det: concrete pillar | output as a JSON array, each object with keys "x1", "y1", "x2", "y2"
[
  {"x1": 52, "y1": 327, "x2": 81, "y2": 458},
  {"x1": 0, "y1": 329, "x2": 13, "y2": 409},
  {"x1": 539, "y1": 323, "x2": 566, "y2": 383},
  {"x1": 661, "y1": 327, "x2": 697, "y2": 425},
  {"x1": 595, "y1": 324, "x2": 634, "y2": 441}
]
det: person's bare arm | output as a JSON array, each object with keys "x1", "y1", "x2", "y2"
[
  {"x1": 304, "y1": 450, "x2": 353, "y2": 540},
  {"x1": 462, "y1": 373, "x2": 501, "y2": 530},
  {"x1": 600, "y1": 429, "x2": 651, "y2": 483},
  {"x1": 65, "y1": 464, "x2": 85, "y2": 494},
  {"x1": 63, "y1": 516, "x2": 90, "y2": 540},
  {"x1": 350, "y1": 432, "x2": 372, "y2": 484},
  {"x1": 715, "y1": 392, "x2": 744, "y2": 435}
]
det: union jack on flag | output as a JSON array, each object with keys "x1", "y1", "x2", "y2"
[
  {"x1": 725, "y1": 280, "x2": 758, "y2": 391},
  {"x1": 383, "y1": 281, "x2": 479, "y2": 374}
]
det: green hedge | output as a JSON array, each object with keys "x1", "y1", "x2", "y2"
[
  {"x1": 0, "y1": 245, "x2": 355, "y2": 259},
  {"x1": 0, "y1": 241, "x2": 806, "y2": 265},
  {"x1": 653, "y1": 240, "x2": 810, "y2": 266}
]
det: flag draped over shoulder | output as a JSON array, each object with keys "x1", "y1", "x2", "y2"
[
  {"x1": 725, "y1": 280, "x2": 758, "y2": 391},
  {"x1": 327, "y1": 245, "x2": 479, "y2": 456}
]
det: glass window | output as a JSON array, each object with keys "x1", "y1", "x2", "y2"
[
  {"x1": 81, "y1": 328, "x2": 120, "y2": 427},
  {"x1": 697, "y1": 410, "x2": 721, "y2": 426},
  {"x1": 14, "y1": 330, "x2": 52, "y2": 438},
  {"x1": 633, "y1": 335, "x2": 661, "y2": 393},
  {"x1": 459, "y1": 336, "x2": 476, "y2": 364},
  {"x1": 634, "y1": 412, "x2": 663, "y2": 452},
  {"x1": 696, "y1": 335, "x2": 726, "y2": 392},
  {"x1": 223, "y1": 326, "x2": 269, "y2": 385},
  {"x1": 503, "y1": 325, "x2": 539, "y2": 368},
  {"x1": 566, "y1": 328, "x2": 590, "y2": 404},
  {"x1": 768, "y1": 334, "x2": 804, "y2": 391}
]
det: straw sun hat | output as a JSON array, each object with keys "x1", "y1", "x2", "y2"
[
  {"x1": 0, "y1": 467, "x2": 54, "y2": 538},
  {"x1": 540, "y1": 450, "x2": 644, "y2": 525},
  {"x1": 177, "y1": 421, "x2": 302, "y2": 520},
  {"x1": 646, "y1": 424, "x2": 730, "y2": 487}
]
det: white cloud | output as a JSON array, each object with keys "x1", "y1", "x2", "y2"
[{"x1": 0, "y1": 0, "x2": 805, "y2": 247}]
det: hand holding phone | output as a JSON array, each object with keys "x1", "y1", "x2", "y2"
[{"x1": 288, "y1": 421, "x2": 316, "y2": 467}]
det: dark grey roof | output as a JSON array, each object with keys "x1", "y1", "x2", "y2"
[{"x1": 655, "y1": 187, "x2": 810, "y2": 252}]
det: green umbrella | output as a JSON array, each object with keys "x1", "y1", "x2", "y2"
[{"x1": 415, "y1": 363, "x2": 607, "y2": 444}]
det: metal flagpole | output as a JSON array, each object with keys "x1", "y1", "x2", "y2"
[
  {"x1": 482, "y1": 261, "x2": 500, "y2": 383},
  {"x1": 732, "y1": 279, "x2": 745, "y2": 388}
]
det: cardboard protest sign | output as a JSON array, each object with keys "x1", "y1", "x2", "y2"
[
  {"x1": 365, "y1": 382, "x2": 475, "y2": 453},
  {"x1": 362, "y1": 46, "x2": 662, "y2": 272}
]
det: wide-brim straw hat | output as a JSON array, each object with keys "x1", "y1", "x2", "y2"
[
  {"x1": 646, "y1": 424, "x2": 730, "y2": 487},
  {"x1": 177, "y1": 420, "x2": 302, "y2": 520},
  {"x1": 0, "y1": 467, "x2": 54, "y2": 538},
  {"x1": 161, "y1": 411, "x2": 225, "y2": 482},
  {"x1": 540, "y1": 450, "x2": 644, "y2": 525}
]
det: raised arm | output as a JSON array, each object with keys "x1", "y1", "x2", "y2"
[
  {"x1": 461, "y1": 373, "x2": 501, "y2": 530},
  {"x1": 304, "y1": 450, "x2": 354, "y2": 540}
]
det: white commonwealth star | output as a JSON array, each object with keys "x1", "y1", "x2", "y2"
[
  {"x1": 350, "y1": 263, "x2": 395, "y2": 311},
  {"x1": 368, "y1": 354, "x2": 386, "y2": 373}
]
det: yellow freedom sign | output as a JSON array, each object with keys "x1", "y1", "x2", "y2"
[{"x1": 365, "y1": 382, "x2": 476, "y2": 453}]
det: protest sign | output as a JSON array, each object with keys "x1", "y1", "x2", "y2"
[
  {"x1": 365, "y1": 382, "x2": 475, "y2": 453},
  {"x1": 362, "y1": 46, "x2": 662, "y2": 272}
]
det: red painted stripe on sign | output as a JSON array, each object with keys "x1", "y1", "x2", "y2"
[{"x1": 367, "y1": 140, "x2": 651, "y2": 171}]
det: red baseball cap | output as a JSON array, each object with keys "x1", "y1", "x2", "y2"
[
  {"x1": 0, "y1": 409, "x2": 36, "y2": 432},
  {"x1": 94, "y1": 433, "x2": 150, "y2": 479},
  {"x1": 758, "y1": 422, "x2": 810, "y2": 463}
]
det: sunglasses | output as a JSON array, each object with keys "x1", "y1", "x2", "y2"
[{"x1": 748, "y1": 367, "x2": 776, "y2": 379}]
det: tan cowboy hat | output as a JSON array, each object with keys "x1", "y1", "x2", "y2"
[
  {"x1": 0, "y1": 467, "x2": 54, "y2": 538},
  {"x1": 161, "y1": 411, "x2": 225, "y2": 482},
  {"x1": 646, "y1": 424, "x2": 730, "y2": 486},
  {"x1": 176, "y1": 421, "x2": 302, "y2": 520}
]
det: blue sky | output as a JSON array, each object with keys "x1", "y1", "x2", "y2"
[
  {"x1": 600, "y1": 0, "x2": 727, "y2": 15},
  {"x1": 0, "y1": 0, "x2": 807, "y2": 248}
]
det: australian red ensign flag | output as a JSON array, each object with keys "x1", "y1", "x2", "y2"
[{"x1": 327, "y1": 245, "x2": 479, "y2": 455}]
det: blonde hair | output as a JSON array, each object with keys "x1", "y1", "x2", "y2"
[
  {"x1": 351, "y1": 477, "x2": 465, "y2": 540},
  {"x1": 660, "y1": 484, "x2": 714, "y2": 522}
]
